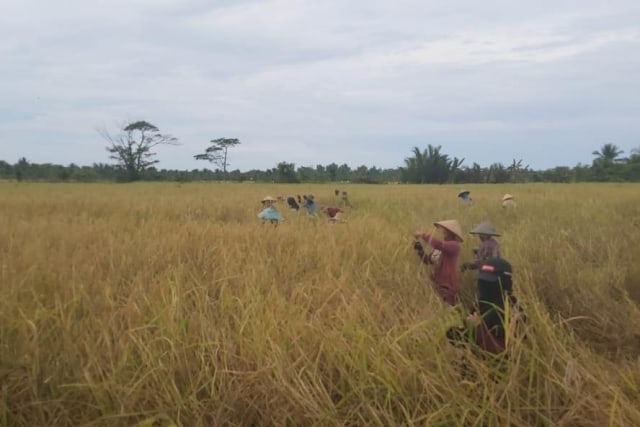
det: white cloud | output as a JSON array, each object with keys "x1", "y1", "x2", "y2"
[{"x1": 1, "y1": 0, "x2": 640, "y2": 169}]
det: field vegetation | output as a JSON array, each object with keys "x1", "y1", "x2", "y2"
[{"x1": 1, "y1": 182, "x2": 640, "y2": 426}]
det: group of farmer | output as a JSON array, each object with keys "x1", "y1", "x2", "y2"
[
  {"x1": 458, "y1": 189, "x2": 517, "y2": 209},
  {"x1": 257, "y1": 188, "x2": 521, "y2": 357},
  {"x1": 257, "y1": 190, "x2": 352, "y2": 225},
  {"x1": 413, "y1": 219, "x2": 520, "y2": 355}
]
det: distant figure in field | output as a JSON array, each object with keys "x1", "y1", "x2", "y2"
[
  {"x1": 447, "y1": 257, "x2": 520, "y2": 354},
  {"x1": 502, "y1": 194, "x2": 516, "y2": 209},
  {"x1": 461, "y1": 222, "x2": 501, "y2": 272},
  {"x1": 321, "y1": 206, "x2": 346, "y2": 223},
  {"x1": 303, "y1": 194, "x2": 317, "y2": 216},
  {"x1": 257, "y1": 196, "x2": 284, "y2": 225},
  {"x1": 334, "y1": 189, "x2": 340, "y2": 198},
  {"x1": 458, "y1": 190, "x2": 472, "y2": 204},
  {"x1": 413, "y1": 219, "x2": 463, "y2": 306},
  {"x1": 297, "y1": 194, "x2": 303, "y2": 205},
  {"x1": 286, "y1": 196, "x2": 300, "y2": 211},
  {"x1": 340, "y1": 191, "x2": 353, "y2": 208}
]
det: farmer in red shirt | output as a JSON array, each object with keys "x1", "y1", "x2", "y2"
[
  {"x1": 413, "y1": 219, "x2": 463, "y2": 306},
  {"x1": 321, "y1": 206, "x2": 346, "y2": 223}
]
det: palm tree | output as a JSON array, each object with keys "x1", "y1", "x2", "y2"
[
  {"x1": 592, "y1": 143, "x2": 625, "y2": 164},
  {"x1": 401, "y1": 145, "x2": 462, "y2": 184}
]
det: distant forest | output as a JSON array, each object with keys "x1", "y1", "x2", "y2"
[
  {"x1": 3, "y1": 119, "x2": 640, "y2": 184},
  {"x1": 3, "y1": 142, "x2": 640, "y2": 184}
]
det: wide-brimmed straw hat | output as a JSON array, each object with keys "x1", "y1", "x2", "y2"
[
  {"x1": 470, "y1": 221, "x2": 500, "y2": 237},
  {"x1": 433, "y1": 219, "x2": 464, "y2": 242},
  {"x1": 261, "y1": 196, "x2": 276, "y2": 203},
  {"x1": 458, "y1": 190, "x2": 470, "y2": 197},
  {"x1": 502, "y1": 194, "x2": 514, "y2": 201}
]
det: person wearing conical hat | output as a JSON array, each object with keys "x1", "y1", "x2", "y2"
[
  {"x1": 447, "y1": 257, "x2": 521, "y2": 354},
  {"x1": 413, "y1": 219, "x2": 463, "y2": 306},
  {"x1": 258, "y1": 196, "x2": 284, "y2": 225},
  {"x1": 458, "y1": 190, "x2": 472, "y2": 204},
  {"x1": 502, "y1": 194, "x2": 516, "y2": 209},
  {"x1": 461, "y1": 221, "x2": 501, "y2": 272}
]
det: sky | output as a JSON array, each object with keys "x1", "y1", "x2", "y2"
[{"x1": 1, "y1": 0, "x2": 639, "y2": 171}]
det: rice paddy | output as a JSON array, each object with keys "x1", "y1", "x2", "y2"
[{"x1": 1, "y1": 182, "x2": 640, "y2": 426}]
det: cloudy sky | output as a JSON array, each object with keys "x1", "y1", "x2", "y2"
[{"x1": 2, "y1": 0, "x2": 639, "y2": 171}]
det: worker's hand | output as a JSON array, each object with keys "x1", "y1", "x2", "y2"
[
  {"x1": 413, "y1": 231, "x2": 423, "y2": 239},
  {"x1": 465, "y1": 312, "x2": 481, "y2": 327}
]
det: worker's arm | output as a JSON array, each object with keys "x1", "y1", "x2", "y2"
[{"x1": 421, "y1": 233, "x2": 459, "y2": 256}]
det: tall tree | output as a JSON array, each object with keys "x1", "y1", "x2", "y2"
[
  {"x1": 592, "y1": 143, "x2": 625, "y2": 164},
  {"x1": 99, "y1": 121, "x2": 178, "y2": 182},
  {"x1": 591, "y1": 143, "x2": 626, "y2": 181},
  {"x1": 507, "y1": 159, "x2": 530, "y2": 183},
  {"x1": 401, "y1": 145, "x2": 462, "y2": 184},
  {"x1": 194, "y1": 138, "x2": 241, "y2": 177},
  {"x1": 275, "y1": 161, "x2": 299, "y2": 183}
]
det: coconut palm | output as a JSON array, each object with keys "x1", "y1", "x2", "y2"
[{"x1": 592, "y1": 143, "x2": 625, "y2": 164}]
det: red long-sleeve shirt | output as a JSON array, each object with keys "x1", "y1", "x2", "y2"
[{"x1": 417, "y1": 233, "x2": 461, "y2": 302}]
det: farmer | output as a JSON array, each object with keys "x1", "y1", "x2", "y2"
[
  {"x1": 461, "y1": 221, "x2": 501, "y2": 272},
  {"x1": 502, "y1": 194, "x2": 516, "y2": 209},
  {"x1": 321, "y1": 206, "x2": 346, "y2": 223},
  {"x1": 458, "y1": 190, "x2": 472, "y2": 204},
  {"x1": 257, "y1": 196, "x2": 284, "y2": 225},
  {"x1": 303, "y1": 194, "x2": 318, "y2": 216},
  {"x1": 340, "y1": 191, "x2": 353, "y2": 208},
  {"x1": 413, "y1": 219, "x2": 463, "y2": 306},
  {"x1": 286, "y1": 196, "x2": 300, "y2": 211},
  {"x1": 447, "y1": 257, "x2": 518, "y2": 354}
]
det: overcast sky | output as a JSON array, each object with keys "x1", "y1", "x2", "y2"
[{"x1": 2, "y1": 0, "x2": 639, "y2": 171}]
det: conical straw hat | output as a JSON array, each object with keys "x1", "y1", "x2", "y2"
[
  {"x1": 433, "y1": 219, "x2": 464, "y2": 242},
  {"x1": 502, "y1": 194, "x2": 514, "y2": 201},
  {"x1": 261, "y1": 196, "x2": 276, "y2": 202},
  {"x1": 470, "y1": 221, "x2": 500, "y2": 236}
]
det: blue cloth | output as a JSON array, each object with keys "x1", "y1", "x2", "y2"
[
  {"x1": 304, "y1": 200, "x2": 317, "y2": 215},
  {"x1": 258, "y1": 207, "x2": 284, "y2": 221}
]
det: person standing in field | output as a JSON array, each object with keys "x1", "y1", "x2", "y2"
[
  {"x1": 287, "y1": 196, "x2": 300, "y2": 211},
  {"x1": 461, "y1": 222, "x2": 501, "y2": 272},
  {"x1": 413, "y1": 220, "x2": 463, "y2": 306},
  {"x1": 303, "y1": 194, "x2": 318, "y2": 216},
  {"x1": 458, "y1": 190, "x2": 472, "y2": 204},
  {"x1": 257, "y1": 196, "x2": 285, "y2": 225},
  {"x1": 502, "y1": 194, "x2": 516, "y2": 209},
  {"x1": 447, "y1": 257, "x2": 519, "y2": 354},
  {"x1": 340, "y1": 191, "x2": 353, "y2": 208}
]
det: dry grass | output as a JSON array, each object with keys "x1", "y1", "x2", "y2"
[{"x1": 1, "y1": 182, "x2": 640, "y2": 426}]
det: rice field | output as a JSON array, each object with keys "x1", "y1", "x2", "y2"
[{"x1": 1, "y1": 182, "x2": 640, "y2": 426}]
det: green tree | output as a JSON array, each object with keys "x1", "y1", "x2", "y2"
[
  {"x1": 400, "y1": 145, "x2": 463, "y2": 184},
  {"x1": 275, "y1": 162, "x2": 299, "y2": 183},
  {"x1": 591, "y1": 143, "x2": 626, "y2": 181},
  {"x1": 326, "y1": 163, "x2": 339, "y2": 181},
  {"x1": 99, "y1": 121, "x2": 179, "y2": 182},
  {"x1": 592, "y1": 143, "x2": 625, "y2": 164},
  {"x1": 194, "y1": 137, "x2": 241, "y2": 177}
]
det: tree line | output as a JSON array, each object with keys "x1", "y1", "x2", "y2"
[{"x1": 3, "y1": 120, "x2": 640, "y2": 184}]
